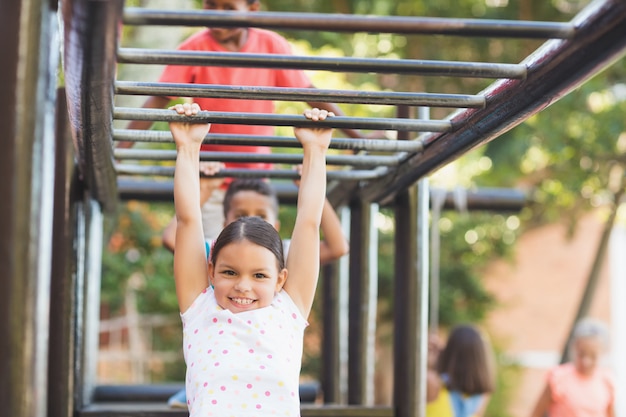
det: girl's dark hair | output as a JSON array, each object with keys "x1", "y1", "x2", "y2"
[
  {"x1": 222, "y1": 179, "x2": 279, "y2": 218},
  {"x1": 211, "y1": 216, "x2": 285, "y2": 270},
  {"x1": 436, "y1": 324, "x2": 495, "y2": 395}
]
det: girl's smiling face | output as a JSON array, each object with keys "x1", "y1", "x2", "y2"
[{"x1": 209, "y1": 239, "x2": 286, "y2": 314}]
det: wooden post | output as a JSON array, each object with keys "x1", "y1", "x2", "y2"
[{"x1": 0, "y1": 1, "x2": 58, "y2": 416}]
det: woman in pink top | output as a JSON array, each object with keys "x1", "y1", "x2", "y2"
[{"x1": 530, "y1": 318, "x2": 615, "y2": 417}]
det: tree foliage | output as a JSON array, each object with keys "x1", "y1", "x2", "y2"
[
  {"x1": 478, "y1": 74, "x2": 626, "y2": 229},
  {"x1": 102, "y1": 201, "x2": 177, "y2": 315}
]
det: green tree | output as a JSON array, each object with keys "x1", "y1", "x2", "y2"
[
  {"x1": 101, "y1": 201, "x2": 184, "y2": 381},
  {"x1": 102, "y1": 201, "x2": 177, "y2": 315}
]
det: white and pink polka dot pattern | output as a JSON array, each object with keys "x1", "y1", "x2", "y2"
[{"x1": 181, "y1": 287, "x2": 308, "y2": 416}]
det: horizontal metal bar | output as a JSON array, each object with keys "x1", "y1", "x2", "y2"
[
  {"x1": 115, "y1": 81, "x2": 486, "y2": 108},
  {"x1": 117, "y1": 48, "x2": 527, "y2": 79},
  {"x1": 114, "y1": 149, "x2": 404, "y2": 167},
  {"x1": 113, "y1": 108, "x2": 452, "y2": 132},
  {"x1": 91, "y1": 382, "x2": 320, "y2": 403},
  {"x1": 123, "y1": 9, "x2": 574, "y2": 39},
  {"x1": 115, "y1": 164, "x2": 389, "y2": 180},
  {"x1": 113, "y1": 129, "x2": 424, "y2": 152},
  {"x1": 79, "y1": 403, "x2": 395, "y2": 417},
  {"x1": 435, "y1": 187, "x2": 527, "y2": 212},
  {"x1": 117, "y1": 178, "x2": 527, "y2": 212},
  {"x1": 117, "y1": 178, "x2": 301, "y2": 203},
  {"x1": 92, "y1": 384, "x2": 183, "y2": 403}
]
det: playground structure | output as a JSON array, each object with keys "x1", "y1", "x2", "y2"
[{"x1": 1, "y1": 1, "x2": 625, "y2": 417}]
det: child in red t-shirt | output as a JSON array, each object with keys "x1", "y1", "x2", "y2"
[{"x1": 119, "y1": 0, "x2": 367, "y2": 240}]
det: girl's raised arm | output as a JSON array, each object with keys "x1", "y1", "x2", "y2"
[
  {"x1": 283, "y1": 109, "x2": 333, "y2": 318},
  {"x1": 170, "y1": 103, "x2": 211, "y2": 313}
]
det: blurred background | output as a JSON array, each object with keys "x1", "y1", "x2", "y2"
[{"x1": 100, "y1": 1, "x2": 626, "y2": 416}]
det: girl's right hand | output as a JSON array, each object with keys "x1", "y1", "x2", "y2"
[{"x1": 168, "y1": 103, "x2": 210, "y2": 147}]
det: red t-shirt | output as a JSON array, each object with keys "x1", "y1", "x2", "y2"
[
  {"x1": 547, "y1": 363, "x2": 614, "y2": 417},
  {"x1": 159, "y1": 28, "x2": 313, "y2": 171}
]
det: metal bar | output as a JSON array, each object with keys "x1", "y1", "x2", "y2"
[
  {"x1": 117, "y1": 178, "x2": 307, "y2": 205},
  {"x1": 393, "y1": 105, "x2": 420, "y2": 417},
  {"x1": 113, "y1": 107, "x2": 452, "y2": 132},
  {"x1": 321, "y1": 263, "x2": 341, "y2": 404},
  {"x1": 82, "y1": 200, "x2": 104, "y2": 408},
  {"x1": 393, "y1": 186, "x2": 419, "y2": 417},
  {"x1": 118, "y1": 48, "x2": 527, "y2": 79},
  {"x1": 114, "y1": 149, "x2": 403, "y2": 167},
  {"x1": 115, "y1": 165, "x2": 389, "y2": 181},
  {"x1": 117, "y1": 178, "x2": 176, "y2": 202},
  {"x1": 439, "y1": 187, "x2": 527, "y2": 211},
  {"x1": 415, "y1": 179, "x2": 430, "y2": 417},
  {"x1": 415, "y1": 107, "x2": 430, "y2": 417},
  {"x1": 429, "y1": 189, "x2": 446, "y2": 334},
  {"x1": 90, "y1": 382, "x2": 318, "y2": 403},
  {"x1": 337, "y1": 207, "x2": 351, "y2": 403},
  {"x1": 113, "y1": 129, "x2": 425, "y2": 152},
  {"x1": 361, "y1": 0, "x2": 626, "y2": 204},
  {"x1": 347, "y1": 199, "x2": 370, "y2": 405},
  {"x1": 116, "y1": 179, "x2": 528, "y2": 211},
  {"x1": 73, "y1": 202, "x2": 87, "y2": 410},
  {"x1": 78, "y1": 404, "x2": 395, "y2": 417},
  {"x1": 365, "y1": 204, "x2": 379, "y2": 406},
  {"x1": 123, "y1": 8, "x2": 574, "y2": 39},
  {"x1": 63, "y1": 0, "x2": 122, "y2": 213},
  {"x1": 115, "y1": 81, "x2": 486, "y2": 108},
  {"x1": 48, "y1": 90, "x2": 78, "y2": 417},
  {"x1": 92, "y1": 384, "x2": 183, "y2": 402}
]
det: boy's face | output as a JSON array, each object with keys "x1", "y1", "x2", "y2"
[
  {"x1": 224, "y1": 190, "x2": 280, "y2": 230},
  {"x1": 202, "y1": 0, "x2": 259, "y2": 45}
]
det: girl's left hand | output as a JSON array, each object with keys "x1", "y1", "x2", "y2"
[{"x1": 294, "y1": 108, "x2": 334, "y2": 150}]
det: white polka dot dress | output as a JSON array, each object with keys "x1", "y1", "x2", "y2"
[{"x1": 181, "y1": 287, "x2": 308, "y2": 416}]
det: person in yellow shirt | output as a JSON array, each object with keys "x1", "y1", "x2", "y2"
[{"x1": 427, "y1": 325, "x2": 495, "y2": 417}]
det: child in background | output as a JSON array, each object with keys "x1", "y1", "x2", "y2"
[
  {"x1": 119, "y1": 0, "x2": 371, "y2": 241},
  {"x1": 530, "y1": 318, "x2": 615, "y2": 417},
  {"x1": 427, "y1": 324, "x2": 495, "y2": 417},
  {"x1": 161, "y1": 166, "x2": 349, "y2": 265},
  {"x1": 170, "y1": 102, "x2": 333, "y2": 416}
]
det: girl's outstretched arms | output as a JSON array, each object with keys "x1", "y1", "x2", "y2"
[
  {"x1": 170, "y1": 103, "x2": 211, "y2": 313},
  {"x1": 284, "y1": 108, "x2": 333, "y2": 318}
]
